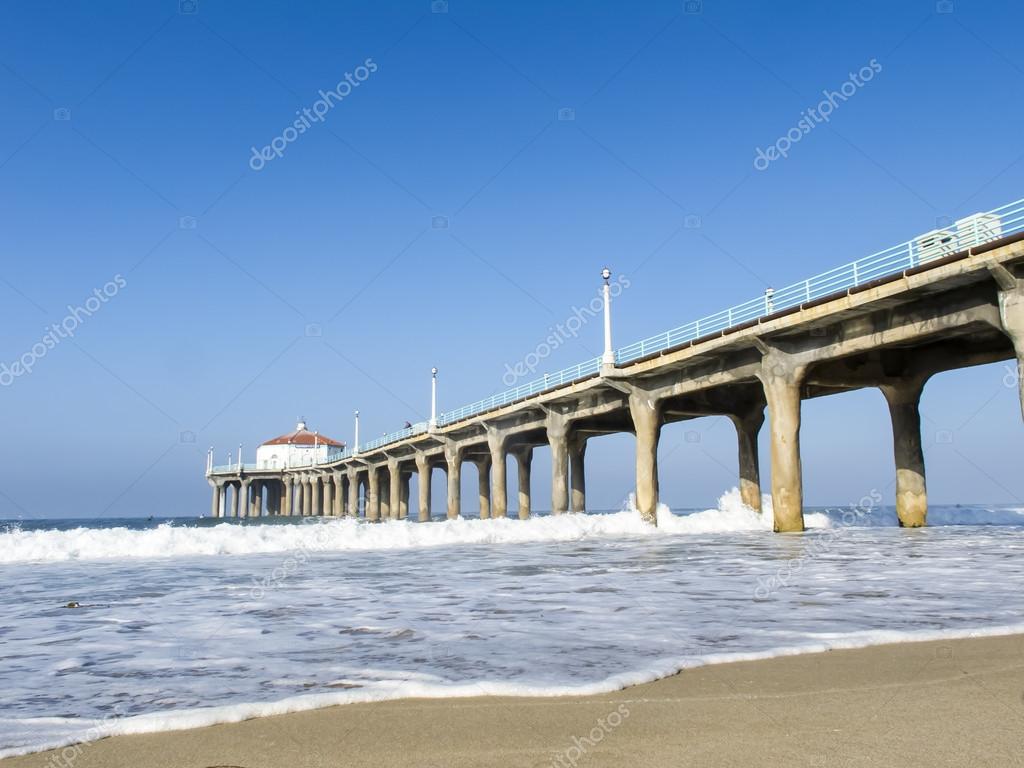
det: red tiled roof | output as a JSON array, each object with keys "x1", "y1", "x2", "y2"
[{"x1": 262, "y1": 427, "x2": 344, "y2": 448}]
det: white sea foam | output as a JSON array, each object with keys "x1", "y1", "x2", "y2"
[
  {"x1": 3, "y1": 622, "x2": 1023, "y2": 760},
  {"x1": 2, "y1": 491, "x2": 1023, "y2": 758},
  {"x1": 0, "y1": 489, "x2": 807, "y2": 564},
  {"x1": 1, "y1": 491, "x2": 1019, "y2": 565}
]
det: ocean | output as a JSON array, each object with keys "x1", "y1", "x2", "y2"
[{"x1": 2, "y1": 490, "x2": 1023, "y2": 758}]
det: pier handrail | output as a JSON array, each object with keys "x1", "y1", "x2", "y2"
[{"x1": 209, "y1": 195, "x2": 1024, "y2": 475}]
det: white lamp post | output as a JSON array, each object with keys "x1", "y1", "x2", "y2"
[
  {"x1": 601, "y1": 267, "x2": 616, "y2": 372},
  {"x1": 237, "y1": 443, "x2": 242, "y2": 470},
  {"x1": 430, "y1": 367, "x2": 438, "y2": 430},
  {"x1": 353, "y1": 410, "x2": 360, "y2": 455}
]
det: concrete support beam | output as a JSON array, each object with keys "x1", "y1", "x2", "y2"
[
  {"x1": 399, "y1": 471, "x2": 410, "y2": 520},
  {"x1": 281, "y1": 478, "x2": 292, "y2": 517},
  {"x1": 249, "y1": 481, "x2": 261, "y2": 518},
  {"x1": 546, "y1": 411, "x2": 570, "y2": 515},
  {"x1": 332, "y1": 472, "x2": 343, "y2": 516},
  {"x1": 209, "y1": 483, "x2": 221, "y2": 518},
  {"x1": 416, "y1": 454, "x2": 432, "y2": 522},
  {"x1": 486, "y1": 428, "x2": 509, "y2": 519},
  {"x1": 728, "y1": 402, "x2": 765, "y2": 513},
  {"x1": 239, "y1": 480, "x2": 250, "y2": 518},
  {"x1": 347, "y1": 469, "x2": 359, "y2": 518},
  {"x1": 380, "y1": 471, "x2": 391, "y2": 520},
  {"x1": 628, "y1": 391, "x2": 662, "y2": 525},
  {"x1": 323, "y1": 476, "x2": 334, "y2": 519},
  {"x1": 267, "y1": 482, "x2": 280, "y2": 516},
  {"x1": 569, "y1": 434, "x2": 587, "y2": 513},
  {"x1": 314, "y1": 476, "x2": 324, "y2": 516},
  {"x1": 476, "y1": 457, "x2": 491, "y2": 519},
  {"x1": 295, "y1": 478, "x2": 304, "y2": 517},
  {"x1": 445, "y1": 443, "x2": 463, "y2": 519},
  {"x1": 515, "y1": 447, "x2": 532, "y2": 520},
  {"x1": 880, "y1": 376, "x2": 929, "y2": 528},
  {"x1": 302, "y1": 477, "x2": 312, "y2": 517},
  {"x1": 388, "y1": 459, "x2": 401, "y2": 522},
  {"x1": 367, "y1": 468, "x2": 381, "y2": 521},
  {"x1": 756, "y1": 347, "x2": 806, "y2": 532},
  {"x1": 993, "y1": 270, "x2": 1024, "y2": 421}
]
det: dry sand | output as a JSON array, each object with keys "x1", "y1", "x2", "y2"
[{"x1": 4, "y1": 633, "x2": 1023, "y2": 768}]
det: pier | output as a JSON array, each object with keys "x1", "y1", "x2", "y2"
[{"x1": 207, "y1": 198, "x2": 1024, "y2": 532}]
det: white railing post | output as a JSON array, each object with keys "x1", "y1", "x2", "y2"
[
  {"x1": 430, "y1": 367, "x2": 438, "y2": 429},
  {"x1": 601, "y1": 268, "x2": 615, "y2": 372}
]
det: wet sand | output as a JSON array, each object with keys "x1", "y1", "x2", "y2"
[{"x1": 4, "y1": 633, "x2": 1023, "y2": 768}]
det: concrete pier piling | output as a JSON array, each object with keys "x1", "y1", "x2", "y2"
[
  {"x1": 880, "y1": 377, "x2": 929, "y2": 528},
  {"x1": 367, "y1": 468, "x2": 380, "y2": 521},
  {"x1": 628, "y1": 391, "x2": 662, "y2": 526},
  {"x1": 486, "y1": 427, "x2": 509, "y2": 519},
  {"x1": 323, "y1": 477, "x2": 333, "y2": 519},
  {"x1": 515, "y1": 447, "x2": 532, "y2": 520},
  {"x1": 729, "y1": 402, "x2": 765, "y2": 513},
  {"x1": 445, "y1": 443, "x2": 463, "y2": 519},
  {"x1": 475, "y1": 457, "x2": 491, "y2": 520},
  {"x1": 416, "y1": 454, "x2": 432, "y2": 522},
  {"x1": 347, "y1": 469, "x2": 359, "y2": 518},
  {"x1": 387, "y1": 459, "x2": 401, "y2": 521},
  {"x1": 993, "y1": 266, "x2": 1024, "y2": 420},
  {"x1": 399, "y1": 470, "x2": 410, "y2": 520},
  {"x1": 209, "y1": 481, "x2": 223, "y2": 518},
  {"x1": 546, "y1": 411, "x2": 570, "y2": 516},
  {"x1": 757, "y1": 349, "x2": 806, "y2": 533},
  {"x1": 569, "y1": 435, "x2": 587, "y2": 513}
]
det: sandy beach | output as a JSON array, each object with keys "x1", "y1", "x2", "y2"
[{"x1": 4, "y1": 633, "x2": 1022, "y2": 768}]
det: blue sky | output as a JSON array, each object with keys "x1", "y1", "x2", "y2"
[{"x1": 1, "y1": 0, "x2": 1022, "y2": 519}]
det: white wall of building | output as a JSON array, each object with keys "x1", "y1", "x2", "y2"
[{"x1": 255, "y1": 442, "x2": 332, "y2": 469}]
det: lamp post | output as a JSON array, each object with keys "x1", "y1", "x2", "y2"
[
  {"x1": 430, "y1": 367, "x2": 438, "y2": 430},
  {"x1": 353, "y1": 410, "x2": 360, "y2": 455},
  {"x1": 601, "y1": 267, "x2": 616, "y2": 372},
  {"x1": 207, "y1": 446, "x2": 213, "y2": 473},
  {"x1": 237, "y1": 443, "x2": 242, "y2": 470}
]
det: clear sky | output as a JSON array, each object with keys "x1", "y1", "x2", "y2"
[{"x1": 2, "y1": 0, "x2": 1022, "y2": 519}]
